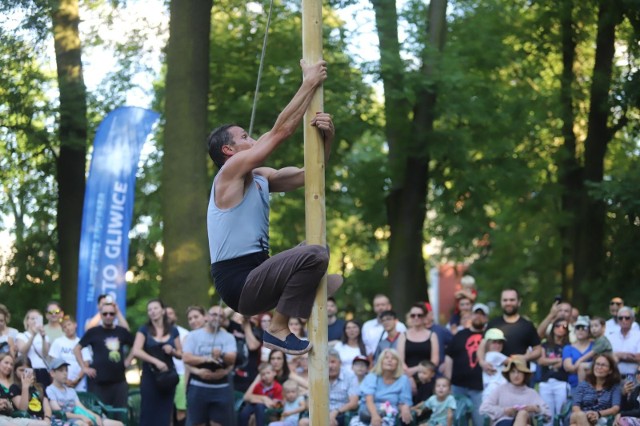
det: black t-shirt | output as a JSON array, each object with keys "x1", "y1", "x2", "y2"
[
  {"x1": 486, "y1": 316, "x2": 541, "y2": 356},
  {"x1": 79, "y1": 325, "x2": 133, "y2": 384},
  {"x1": 0, "y1": 383, "x2": 17, "y2": 416},
  {"x1": 445, "y1": 328, "x2": 484, "y2": 390},
  {"x1": 9, "y1": 384, "x2": 44, "y2": 418}
]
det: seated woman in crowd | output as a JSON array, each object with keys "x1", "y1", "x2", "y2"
[
  {"x1": 12, "y1": 356, "x2": 53, "y2": 423},
  {"x1": 0, "y1": 353, "x2": 50, "y2": 426},
  {"x1": 616, "y1": 368, "x2": 640, "y2": 426},
  {"x1": 351, "y1": 348, "x2": 413, "y2": 426},
  {"x1": 480, "y1": 357, "x2": 551, "y2": 426},
  {"x1": 563, "y1": 316, "x2": 594, "y2": 388},
  {"x1": 570, "y1": 354, "x2": 621, "y2": 426}
]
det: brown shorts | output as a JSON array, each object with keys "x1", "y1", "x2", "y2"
[{"x1": 238, "y1": 244, "x2": 328, "y2": 319}]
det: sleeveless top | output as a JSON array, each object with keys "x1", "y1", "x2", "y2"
[
  {"x1": 139, "y1": 324, "x2": 179, "y2": 375},
  {"x1": 404, "y1": 331, "x2": 433, "y2": 368},
  {"x1": 207, "y1": 172, "x2": 270, "y2": 262}
]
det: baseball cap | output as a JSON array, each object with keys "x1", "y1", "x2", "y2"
[
  {"x1": 353, "y1": 355, "x2": 370, "y2": 366},
  {"x1": 49, "y1": 358, "x2": 70, "y2": 371},
  {"x1": 485, "y1": 328, "x2": 506, "y2": 341},
  {"x1": 472, "y1": 303, "x2": 490, "y2": 315},
  {"x1": 575, "y1": 315, "x2": 590, "y2": 328}
]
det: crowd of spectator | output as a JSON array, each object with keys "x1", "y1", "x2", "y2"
[{"x1": 0, "y1": 278, "x2": 639, "y2": 426}]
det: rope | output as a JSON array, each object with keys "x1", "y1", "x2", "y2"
[{"x1": 248, "y1": 0, "x2": 275, "y2": 137}]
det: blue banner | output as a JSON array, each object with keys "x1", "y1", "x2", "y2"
[{"x1": 76, "y1": 107, "x2": 159, "y2": 335}]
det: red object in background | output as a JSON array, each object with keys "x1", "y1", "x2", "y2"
[{"x1": 437, "y1": 264, "x2": 468, "y2": 324}]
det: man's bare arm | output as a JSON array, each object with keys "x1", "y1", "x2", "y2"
[{"x1": 219, "y1": 60, "x2": 327, "y2": 183}]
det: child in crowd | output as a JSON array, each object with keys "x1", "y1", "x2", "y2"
[
  {"x1": 454, "y1": 275, "x2": 478, "y2": 303},
  {"x1": 589, "y1": 317, "x2": 612, "y2": 355},
  {"x1": 482, "y1": 328, "x2": 508, "y2": 400},
  {"x1": 373, "y1": 311, "x2": 404, "y2": 364},
  {"x1": 240, "y1": 363, "x2": 283, "y2": 426},
  {"x1": 268, "y1": 380, "x2": 306, "y2": 426},
  {"x1": 12, "y1": 357, "x2": 53, "y2": 423},
  {"x1": 351, "y1": 355, "x2": 370, "y2": 384},
  {"x1": 48, "y1": 316, "x2": 90, "y2": 391},
  {"x1": 414, "y1": 360, "x2": 436, "y2": 405},
  {"x1": 46, "y1": 357, "x2": 123, "y2": 426},
  {"x1": 413, "y1": 377, "x2": 457, "y2": 426}
]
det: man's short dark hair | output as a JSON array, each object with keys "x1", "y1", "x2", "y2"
[
  {"x1": 207, "y1": 124, "x2": 237, "y2": 169},
  {"x1": 379, "y1": 310, "x2": 397, "y2": 319},
  {"x1": 328, "y1": 297, "x2": 337, "y2": 304}
]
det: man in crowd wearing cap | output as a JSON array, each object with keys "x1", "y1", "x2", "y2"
[
  {"x1": 443, "y1": 303, "x2": 490, "y2": 426},
  {"x1": 372, "y1": 310, "x2": 406, "y2": 365},
  {"x1": 362, "y1": 294, "x2": 407, "y2": 356},
  {"x1": 74, "y1": 301, "x2": 134, "y2": 411},
  {"x1": 479, "y1": 288, "x2": 541, "y2": 374},
  {"x1": 607, "y1": 306, "x2": 640, "y2": 379}
]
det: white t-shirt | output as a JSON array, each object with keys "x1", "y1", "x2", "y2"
[
  {"x1": 333, "y1": 342, "x2": 363, "y2": 373},
  {"x1": 16, "y1": 331, "x2": 50, "y2": 369},
  {"x1": 482, "y1": 350, "x2": 508, "y2": 399},
  {"x1": 361, "y1": 318, "x2": 407, "y2": 356},
  {"x1": 49, "y1": 336, "x2": 91, "y2": 390},
  {"x1": 173, "y1": 325, "x2": 189, "y2": 375}
]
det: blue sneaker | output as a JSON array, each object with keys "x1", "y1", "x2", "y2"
[{"x1": 263, "y1": 331, "x2": 313, "y2": 355}]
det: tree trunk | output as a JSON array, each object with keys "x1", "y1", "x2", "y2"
[
  {"x1": 557, "y1": 0, "x2": 581, "y2": 301},
  {"x1": 52, "y1": 0, "x2": 88, "y2": 316},
  {"x1": 373, "y1": 0, "x2": 447, "y2": 314},
  {"x1": 574, "y1": 0, "x2": 624, "y2": 298},
  {"x1": 160, "y1": 0, "x2": 213, "y2": 322}
]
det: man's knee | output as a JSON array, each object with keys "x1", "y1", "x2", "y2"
[{"x1": 303, "y1": 245, "x2": 329, "y2": 268}]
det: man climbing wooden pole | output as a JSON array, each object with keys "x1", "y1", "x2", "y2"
[{"x1": 302, "y1": 0, "x2": 330, "y2": 423}]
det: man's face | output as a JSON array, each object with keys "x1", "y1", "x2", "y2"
[
  {"x1": 556, "y1": 303, "x2": 571, "y2": 320},
  {"x1": 207, "y1": 307, "x2": 223, "y2": 329},
  {"x1": 373, "y1": 296, "x2": 391, "y2": 316},
  {"x1": 226, "y1": 127, "x2": 255, "y2": 155},
  {"x1": 617, "y1": 310, "x2": 634, "y2": 332},
  {"x1": 166, "y1": 308, "x2": 177, "y2": 324},
  {"x1": 609, "y1": 298, "x2": 623, "y2": 316},
  {"x1": 470, "y1": 311, "x2": 487, "y2": 330},
  {"x1": 326, "y1": 300, "x2": 337, "y2": 317},
  {"x1": 328, "y1": 356, "x2": 341, "y2": 379},
  {"x1": 100, "y1": 305, "x2": 117, "y2": 327},
  {"x1": 501, "y1": 290, "x2": 520, "y2": 315},
  {"x1": 380, "y1": 315, "x2": 396, "y2": 332}
]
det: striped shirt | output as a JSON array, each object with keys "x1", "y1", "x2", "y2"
[{"x1": 573, "y1": 382, "x2": 621, "y2": 412}]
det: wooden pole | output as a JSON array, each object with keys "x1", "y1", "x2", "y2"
[{"x1": 302, "y1": 0, "x2": 328, "y2": 423}]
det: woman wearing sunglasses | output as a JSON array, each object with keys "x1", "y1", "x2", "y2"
[
  {"x1": 539, "y1": 318, "x2": 571, "y2": 422},
  {"x1": 563, "y1": 316, "x2": 594, "y2": 388}
]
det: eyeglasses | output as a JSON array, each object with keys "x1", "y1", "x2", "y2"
[
  {"x1": 554, "y1": 324, "x2": 568, "y2": 329},
  {"x1": 617, "y1": 316, "x2": 631, "y2": 321},
  {"x1": 575, "y1": 325, "x2": 588, "y2": 330},
  {"x1": 101, "y1": 312, "x2": 116, "y2": 317},
  {"x1": 410, "y1": 313, "x2": 424, "y2": 318},
  {"x1": 594, "y1": 362, "x2": 610, "y2": 368},
  {"x1": 208, "y1": 312, "x2": 220, "y2": 317},
  {"x1": 610, "y1": 301, "x2": 622, "y2": 306},
  {"x1": 48, "y1": 309, "x2": 61, "y2": 315}
]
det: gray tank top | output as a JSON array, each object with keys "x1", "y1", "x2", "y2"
[{"x1": 207, "y1": 172, "x2": 270, "y2": 262}]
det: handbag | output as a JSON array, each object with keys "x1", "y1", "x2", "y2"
[{"x1": 151, "y1": 366, "x2": 179, "y2": 392}]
